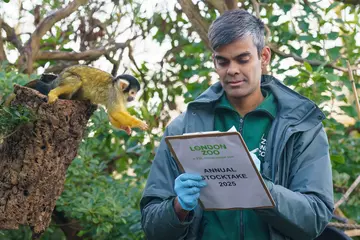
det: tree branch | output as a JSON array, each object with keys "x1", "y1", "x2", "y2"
[
  {"x1": 52, "y1": 209, "x2": 83, "y2": 240},
  {"x1": 105, "y1": 52, "x2": 122, "y2": 76},
  {"x1": 160, "y1": 43, "x2": 190, "y2": 67},
  {"x1": 334, "y1": 175, "x2": 360, "y2": 209},
  {"x1": 347, "y1": 60, "x2": 360, "y2": 119},
  {"x1": 250, "y1": 0, "x2": 271, "y2": 43},
  {"x1": 18, "y1": 0, "x2": 88, "y2": 73},
  {"x1": 0, "y1": 18, "x2": 23, "y2": 52},
  {"x1": 178, "y1": 0, "x2": 211, "y2": 49},
  {"x1": 205, "y1": 0, "x2": 227, "y2": 14},
  {"x1": 0, "y1": 19, "x2": 7, "y2": 61},
  {"x1": 268, "y1": 43, "x2": 358, "y2": 72},
  {"x1": 224, "y1": 0, "x2": 239, "y2": 10},
  {"x1": 205, "y1": 0, "x2": 238, "y2": 14},
  {"x1": 36, "y1": 42, "x2": 127, "y2": 61},
  {"x1": 334, "y1": 0, "x2": 360, "y2": 5},
  {"x1": 43, "y1": 61, "x2": 79, "y2": 74},
  {"x1": 251, "y1": 0, "x2": 260, "y2": 18}
]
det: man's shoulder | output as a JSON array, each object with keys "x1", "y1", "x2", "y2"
[
  {"x1": 262, "y1": 75, "x2": 325, "y2": 122},
  {"x1": 165, "y1": 111, "x2": 188, "y2": 136}
]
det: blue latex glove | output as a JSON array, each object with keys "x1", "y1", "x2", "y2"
[
  {"x1": 174, "y1": 173, "x2": 207, "y2": 211},
  {"x1": 250, "y1": 149, "x2": 261, "y2": 171}
]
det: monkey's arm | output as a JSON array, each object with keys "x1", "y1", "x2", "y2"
[
  {"x1": 48, "y1": 75, "x2": 82, "y2": 103},
  {"x1": 108, "y1": 110, "x2": 148, "y2": 132}
]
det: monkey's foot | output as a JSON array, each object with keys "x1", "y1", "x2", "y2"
[
  {"x1": 137, "y1": 121, "x2": 148, "y2": 130},
  {"x1": 118, "y1": 126, "x2": 132, "y2": 135},
  {"x1": 47, "y1": 93, "x2": 58, "y2": 103}
]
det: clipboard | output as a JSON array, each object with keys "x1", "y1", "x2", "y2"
[{"x1": 165, "y1": 131, "x2": 275, "y2": 210}]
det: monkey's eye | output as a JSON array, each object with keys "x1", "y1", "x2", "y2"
[{"x1": 130, "y1": 90, "x2": 136, "y2": 96}]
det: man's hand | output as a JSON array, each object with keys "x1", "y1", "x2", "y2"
[
  {"x1": 250, "y1": 149, "x2": 261, "y2": 171},
  {"x1": 174, "y1": 173, "x2": 207, "y2": 211}
]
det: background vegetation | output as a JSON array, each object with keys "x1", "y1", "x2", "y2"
[{"x1": 0, "y1": 0, "x2": 359, "y2": 239}]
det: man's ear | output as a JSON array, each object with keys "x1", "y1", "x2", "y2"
[
  {"x1": 261, "y1": 46, "x2": 271, "y2": 74},
  {"x1": 261, "y1": 46, "x2": 271, "y2": 66},
  {"x1": 119, "y1": 79, "x2": 129, "y2": 90},
  {"x1": 212, "y1": 53, "x2": 217, "y2": 68}
]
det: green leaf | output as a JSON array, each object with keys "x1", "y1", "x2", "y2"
[
  {"x1": 326, "y1": 2, "x2": 340, "y2": 14},
  {"x1": 269, "y1": 15, "x2": 280, "y2": 23},
  {"x1": 335, "y1": 18, "x2": 344, "y2": 24},
  {"x1": 283, "y1": 3, "x2": 293, "y2": 13},
  {"x1": 298, "y1": 21, "x2": 309, "y2": 32},
  {"x1": 325, "y1": 74, "x2": 339, "y2": 82},
  {"x1": 327, "y1": 47, "x2": 342, "y2": 60},
  {"x1": 340, "y1": 105, "x2": 358, "y2": 117},
  {"x1": 328, "y1": 32, "x2": 339, "y2": 40},
  {"x1": 77, "y1": 230, "x2": 88, "y2": 237},
  {"x1": 304, "y1": 62, "x2": 313, "y2": 72},
  {"x1": 299, "y1": 35, "x2": 315, "y2": 42}
]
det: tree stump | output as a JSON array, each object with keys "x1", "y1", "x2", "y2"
[{"x1": 0, "y1": 84, "x2": 96, "y2": 238}]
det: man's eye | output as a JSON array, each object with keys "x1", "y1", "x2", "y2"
[
  {"x1": 237, "y1": 58, "x2": 250, "y2": 64},
  {"x1": 216, "y1": 59, "x2": 229, "y2": 66}
]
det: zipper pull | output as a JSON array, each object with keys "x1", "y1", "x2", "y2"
[{"x1": 239, "y1": 118, "x2": 244, "y2": 133}]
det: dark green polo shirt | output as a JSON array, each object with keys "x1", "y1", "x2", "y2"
[{"x1": 201, "y1": 89, "x2": 277, "y2": 240}]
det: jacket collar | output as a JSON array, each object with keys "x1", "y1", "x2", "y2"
[{"x1": 188, "y1": 75, "x2": 325, "y2": 123}]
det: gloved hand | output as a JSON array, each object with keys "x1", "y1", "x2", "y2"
[
  {"x1": 174, "y1": 173, "x2": 207, "y2": 211},
  {"x1": 250, "y1": 149, "x2": 261, "y2": 171}
]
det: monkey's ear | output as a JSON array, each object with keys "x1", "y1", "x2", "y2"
[{"x1": 118, "y1": 79, "x2": 129, "y2": 90}]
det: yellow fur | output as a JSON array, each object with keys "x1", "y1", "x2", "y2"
[{"x1": 48, "y1": 65, "x2": 148, "y2": 133}]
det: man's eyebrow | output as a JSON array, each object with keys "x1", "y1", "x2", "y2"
[
  {"x1": 235, "y1": 51, "x2": 251, "y2": 58},
  {"x1": 214, "y1": 55, "x2": 227, "y2": 60},
  {"x1": 214, "y1": 51, "x2": 251, "y2": 60}
]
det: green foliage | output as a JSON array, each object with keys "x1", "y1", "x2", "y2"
[
  {"x1": 0, "y1": 105, "x2": 36, "y2": 139},
  {"x1": 54, "y1": 108, "x2": 152, "y2": 239},
  {"x1": 0, "y1": 62, "x2": 37, "y2": 103},
  {"x1": 0, "y1": 64, "x2": 37, "y2": 141}
]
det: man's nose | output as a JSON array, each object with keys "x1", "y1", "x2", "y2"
[{"x1": 226, "y1": 61, "x2": 240, "y2": 76}]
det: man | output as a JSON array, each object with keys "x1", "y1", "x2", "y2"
[{"x1": 140, "y1": 9, "x2": 334, "y2": 240}]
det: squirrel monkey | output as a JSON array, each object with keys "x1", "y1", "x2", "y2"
[
  {"x1": 5, "y1": 65, "x2": 148, "y2": 135},
  {"x1": 47, "y1": 65, "x2": 148, "y2": 135}
]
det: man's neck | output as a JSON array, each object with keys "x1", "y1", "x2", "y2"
[{"x1": 228, "y1": 90, "x2": 264, "y2": 117}]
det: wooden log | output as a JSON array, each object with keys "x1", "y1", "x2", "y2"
[{"x1": 0, "y1": 84, "x2": 96, "y2": 238}]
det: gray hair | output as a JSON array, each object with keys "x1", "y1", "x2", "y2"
[{"x1": 208, "y1": 9, "x2": 265, "y2": 58}]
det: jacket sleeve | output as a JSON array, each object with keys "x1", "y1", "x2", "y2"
[
  {"x1": 140, "y1": 125, "x2": 195, "y2": 240},
  {"x1": 256, "y1": 124, "x2": 334, "y2": 240}
]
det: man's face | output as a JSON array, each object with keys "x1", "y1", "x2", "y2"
[{"x1": 213, "y1": 36, "x2": 269, "y2": 101}]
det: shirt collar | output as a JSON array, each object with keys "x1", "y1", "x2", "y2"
[{"x1": 215, "y1": 89, "x2": 277, "y2": 119}]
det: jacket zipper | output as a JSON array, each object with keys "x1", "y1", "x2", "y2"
[{"x1": 239, "y1": 117, "x2": 244, "y2": 240}]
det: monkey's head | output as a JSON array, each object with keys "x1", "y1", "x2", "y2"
[{"x1": 113, "y1": 74, "x2": 141, "y2": 102}]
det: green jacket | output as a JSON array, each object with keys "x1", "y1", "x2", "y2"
[{"x1": 140, "y1": 75, "x2": 334, "y2": 240}]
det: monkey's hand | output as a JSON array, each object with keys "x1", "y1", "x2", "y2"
[
  {"x1": 47, "y1": 92, "x2": 58, "y2": 103},
  {"x1": 108, "y1": 116, "x2": 132, "y2": 135},
  {"x1": 108, "y1": 111, "x2": 148, "y2": 132}
]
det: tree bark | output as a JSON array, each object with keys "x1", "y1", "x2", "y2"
[
  {"x1": 17, "y1": 0, "x2": 89, "y2": 73},
  {"x1": 178, "y1": 0, "x2": 211, "y2": 49},
  {"x1": 0, "y1": 17, "x2": 23, "y2": 52},
  {"x1": 36, "y1": 42, "x2": 127, "y2": 61},
  {"x1": 205, "y1": 0, "x2": 238, "y2": 14},
  {"x1": 0, "y1": 85, "x2": 96, "y2": 239},
  {"x1": 52, "y1": 209, "x2": 84, "y2": 240},
  {"x1": 0, "y1": 19, "x2": 7, "y2": 62},
  {"x1": 335, "y1": 0, "x2": 360, "y2": 5}
]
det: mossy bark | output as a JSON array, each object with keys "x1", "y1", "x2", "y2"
[{"x1": 0, "y1": 84, "x2": 96, "y2": 238}]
